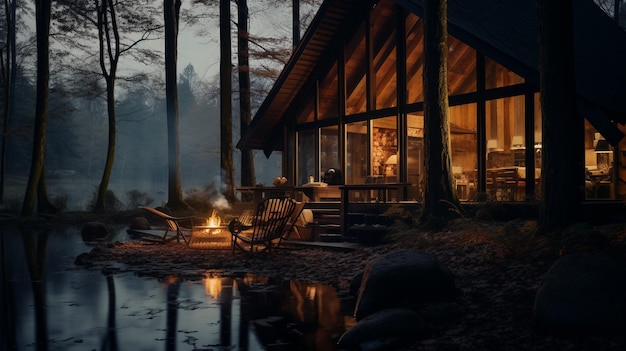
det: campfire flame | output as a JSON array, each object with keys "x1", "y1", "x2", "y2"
[{"x1": 206, "y1": 209, "x2": 221, "y2": 228}]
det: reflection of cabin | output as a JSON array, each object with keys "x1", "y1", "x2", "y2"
[{"x1": 238, "y1": 0, "x2": 626, "y2": 204}]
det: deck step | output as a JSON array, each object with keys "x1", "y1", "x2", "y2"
[{"x1": 318, "y1": 234, "x2": 344, "y2": 242}]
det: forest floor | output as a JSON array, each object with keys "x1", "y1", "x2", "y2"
[{"x1": 47, "y1": 208, "x2": 626, "y2": 350}]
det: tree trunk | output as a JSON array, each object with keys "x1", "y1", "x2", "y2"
[
  {"x1": 0, "y1": 0, "x2": 12, "y2": 208},
  {"x1": 94, "y1": 79, "x2": 116, "y2": 212},
  {"x1": 419, "y1": 0, "x2": 460, "y2": 228},
  {"x1": 94, "y1": 0, "x2": 122, "y2": 213},
  {"x1": 221, "y1": 0, "x2": 235, "y2": 203},
  {"x1": 37, "y1": 164, "x2": 56, "y2": 213},
  {"x1": 238, "y1": 0, "x2": 255, "y2": 201},
  {"x1": 21, "y1": 0, "x2": 52, "y2": 217},
  {"x1": 536, "y1": 0, "x2": 583, "y2": 234},
  {"x1": 292, "y1": 0, "x2": 300, "y2": 48},
  {"x1": 164, "y1": 0, "x2": 189, "y2": 211}
]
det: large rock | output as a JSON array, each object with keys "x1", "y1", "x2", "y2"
[
  {"x1": 81, "y1": 222, "x2": 108, "y2": 242},
  {"x1": 129, "y1": 217, "x2": 151, "y2": 230},
  {"x1": 337, "y1": 308, "x2": 426, "y2": 351},
  {"x1": 558, "y1": 222, "x2": 611, "y2": 255},
  {"x1": 533, "y1": 252, "x2": 626, "y2": 336},
  {"x1": 354, "y1": 249, "x2": 456, "y2": 320}
]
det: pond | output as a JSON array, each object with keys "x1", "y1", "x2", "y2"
[{"x1": 0, "y1": 225, "x2": 354, "y2": 351}]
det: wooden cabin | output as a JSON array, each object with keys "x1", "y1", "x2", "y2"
[{"x1": 237, "y1": 0, "x2": 626, "y2": 208}]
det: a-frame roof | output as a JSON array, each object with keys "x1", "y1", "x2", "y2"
[
  {"x1": 238, "y1": 0, "x2": 362, "y2": 154},
  {"x1": 399, "y1": 0, "x2": 626, "y2": 144},
  {"x1": 239, "y1": 0, "x2": 626, "y2": 152}
]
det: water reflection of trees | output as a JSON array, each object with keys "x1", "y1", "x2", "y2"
[
  {"x1": 22, "y1": 229, "x2": 50, "y2": 351},
  {"x1": 5, "y1": 228, "x2": 121, "y2": 351},
  {"x1": 1, "y1": 229, "x2": 17, "y2": 350},
  {"x1": 100, "y1": 272, "x2": 119, "y2": 351},
  {"x1": 2, "y1": 227, "x2": 347, "y2": 351}
]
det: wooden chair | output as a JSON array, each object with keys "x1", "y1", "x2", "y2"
[
  {"x1": 282, "y1": 201, "x2": 306, "y2": 240},
  {"x1": 139, "y1": 206, "x2": 194, "y2": 244},
  {"x1": 228, "y1": 197, "x2": 296, "y2": 254}
]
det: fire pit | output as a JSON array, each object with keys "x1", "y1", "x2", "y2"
[{"x1": 189, "y1": 210, "x2": 231, "y2": 249}]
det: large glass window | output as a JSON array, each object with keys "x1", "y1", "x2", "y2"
[
  {"x1": 407, "y1": 113, "x2": 424, "y2": 201},
  {"x1": 296, "y1": 95, "x2": 315, "y2": 124},
  {"x1": 448, "y1": 36, "x2": 477, "y2": 95},
  {"x1": 584, "y1": 121, "x2": 614, "y2": 200},
  {"x1": 371, "y1": 4, "x2": 397, "y2": 110},
  {"x1": 485, "y1": 57, "x2": 524, "y2": 89},
  {"x1": 533, "y1": 92, "x2": 542, "y2": 153},
  {"x1": 371, "y1": 116, "x2": 397, "y2": 182},
  {"x1": 297, "y1": 129, "x2": 316, "y2": 185},
  {"x1": 485, "y1": 96, "x2": 529, "y2": 201},
  {"x1": 449, "y1": 104, "x2": 477, "y2": 201},
  {"x1": 319, "y1": 62, "x2": 339, "y2": 120},
  {"x1": 345, "y1": 24, "x2": 367, "y2": 115},
  {"x1": 346, "y1": 121, "x2": 368, "y2": 184},
  {"x1": 320, "y1": 126, "x2": 339, "y2": 178},
  {"x1": 406, "y1": 13, "x2": 424, "y2": 104}
]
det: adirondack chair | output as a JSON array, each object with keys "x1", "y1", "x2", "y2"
[
  {"x1": 282, "y1": 200, "x2": 306, "y2": 240},
  {"x1": 228, "y1": 197, "x2": 297, "y2": 254},
  {"x1": 139, "y1": 206, "x2": 194, "y2": 244}
]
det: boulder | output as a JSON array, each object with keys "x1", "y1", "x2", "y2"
[
  {"x1": 337, "y1": 308, "x2": 426, "y2": 351},
  {"x1": 129, "y1": 217, "x2": 151, "y2": 230},
  {"x1": 354, "y1": 249, "x2": 456, "y2": 320},
  {"x1": 81, "y1": 222, "x2": 108, "y2": 242},
  {"x1": 558, "y1": 223, "x2": 611, "y2": 255},
  {"x1": 533, "y1": 252, "x2": 626, "y2": 336}
]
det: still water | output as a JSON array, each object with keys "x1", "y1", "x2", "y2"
[{"x1": 0, "y1": 225, "x2": 352, "y2": 351}]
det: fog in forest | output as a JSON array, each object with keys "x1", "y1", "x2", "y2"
[
  {"x1": 3, "y1": 65, "x2": 281, "y2": 211},
  {"x1": 0, "y1": 0, "x2": 325, "y2": 212}
]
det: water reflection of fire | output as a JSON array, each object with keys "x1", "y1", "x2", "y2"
[{"x1": 203, "y1": 276, "x2": 222, "y2": 299}]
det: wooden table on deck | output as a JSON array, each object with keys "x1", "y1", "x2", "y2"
[
  {"x1": 295, "y1": 184, "x2": 341, "y2": 202},
  {"x1": 236, "y1": 186, "x2": 300, "y2": 206}
]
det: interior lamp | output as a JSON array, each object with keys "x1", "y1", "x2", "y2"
[
  {"x1": 486, "y1": 139, "x2": 498, "y2": 152},
  {"x1": 385, "y1": 154, "x2": 397, "y2": 176},
  {"x1": 595, "y1": 139, "x2": 612, "y2": 172},
  {"x1": 511, "y1": 135, "x2": 525, "y2": 150},
  {"x1": 594, "y1": 139, "x2": 612, "y2": 153}
]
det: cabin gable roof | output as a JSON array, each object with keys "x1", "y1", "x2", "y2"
[{"x1": 239, "y1": 0, "x2": 626, "y2": 152}]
